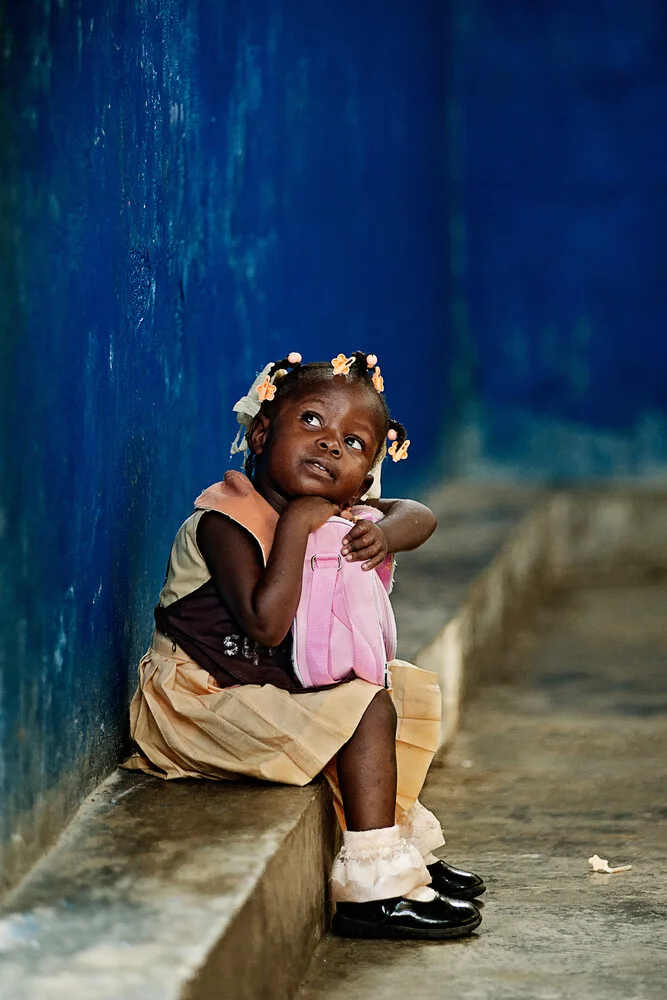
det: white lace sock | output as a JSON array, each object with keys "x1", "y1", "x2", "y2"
[
  {"x1": 404, "y1": 884, "x2": 438, "y2": 902},
  {"x1": 398, "y1": 800, "x2": 446, "y2": 858},
  {"x1": 330, "y1": 825, "x2": 432, "y2": 903}
]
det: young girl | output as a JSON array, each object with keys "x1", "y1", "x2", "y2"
[{"x1": 123, "y1": 351, "x2": 485, "y2": 940}]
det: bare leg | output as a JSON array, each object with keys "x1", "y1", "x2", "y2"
[{"x1": 336, "y1": 689, "x2": 398, "y2": 830}]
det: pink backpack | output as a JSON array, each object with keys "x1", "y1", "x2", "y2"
[{"x1": 291, "y1": 509, "x2": 397, "y2": 689}]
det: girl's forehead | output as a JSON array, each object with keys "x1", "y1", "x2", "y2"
[
  {"x1": 288, "y1": 378, "x2": 385, "y2": 431},
  {"x1": 296, "y1": 379, "x2": 379, "y2": 408}
]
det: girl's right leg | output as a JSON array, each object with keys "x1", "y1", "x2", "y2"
[
  {"x1": 336, "y1": 688, "x2": 397, "y2": 830},
  {"x1": 330, "y1": 689, "x2": 482, "y2": 939}
]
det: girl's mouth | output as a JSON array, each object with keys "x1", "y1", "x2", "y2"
[{"x1": 304, "y1": 459, "x2": 335, "y2": 480}]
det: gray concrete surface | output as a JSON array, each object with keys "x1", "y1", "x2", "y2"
[
  {"x1": 397, "y1": 483, "x2": 546, "y2": 746},
  {"x1": 297, "y1": 577, "x2": 667, "y2": 1000},
  {"x1": 3, "y1": 487, "x2": 665, "y2": 1000},
  {"x1": 547, "y1": 489, "x2": 667, "y2": 577},
  {"x1": 392, "y1": 482, "x2": 543, "y2": 662},
  {"x1": 0, "y1": 776, "x2": 338, "y2": 1000},
  {"x1": 0, "y1": 485, "x2": 539, "y2": 999}
]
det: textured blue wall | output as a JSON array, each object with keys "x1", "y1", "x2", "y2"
[
  {"x1": 446, "y1": 0, "x2": 667, "y2": 477},
  {"x1": 0, "y1": 0, "x2": 448, "y2": 886},
  {"x1": 3, "y1": 0, "x2": 667, "y2": 888}
]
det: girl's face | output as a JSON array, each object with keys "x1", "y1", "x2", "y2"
[{"x1": 250, "y1": 378, "x2": 385, "y2": 507}]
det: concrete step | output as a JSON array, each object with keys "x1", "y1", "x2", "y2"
[
  {"x1": 0, "y1": 772, "x2": 337, "y2": 1000},
  {"x1": 5, "y1": 485, "x2": 662, "y2": 998},
  {"x1": 296, "y1": 578, "x2": 667, "y2": 1000},
  {"x1": 0, "y1": 483, "x2": 543, "y2": 1000}
]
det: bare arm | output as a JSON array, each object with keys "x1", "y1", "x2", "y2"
[
  {"x1": 341, "y1": 497, "x2": 437, "y2": 570},
  {"x1": 372, "y1": 497, "x2": 437, "y2": 551},
  {"x1": 197, "y1": 496, "x2": 339, "y2": 647}
]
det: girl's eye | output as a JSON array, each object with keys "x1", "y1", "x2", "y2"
[
  {"x1": 302, "y1": 411, "x2": 323, "y2": 427},
  {"x1": 345, "y1": 436, "x2": 363, "y2": 452}
]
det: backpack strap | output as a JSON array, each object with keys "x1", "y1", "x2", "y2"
[
  {"x1": 306, "y1": 551, "x2": 343, "y2": 680},
  {"x1": 331, "y1": 582, "x2": 380, "y2": 679},
  {"x1": 306, "y1": 545, "x2": 379, "y2": 682}
]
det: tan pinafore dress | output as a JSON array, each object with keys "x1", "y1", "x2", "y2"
[{"x1": 123, "y1": 471, "x2": 443, "y2": 830}]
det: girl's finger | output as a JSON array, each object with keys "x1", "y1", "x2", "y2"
[
  {"x1": 344, "y1": 542, "x2": 381, "y2": 562},
  {"x1": 341, "y1": 522, "x2": 371, "y2": 548},
  {"x1": 361, "y1": 553, "x2": 385, "y2": 571},
  {"x1": 341, "y1": 534, "x2": 374, "y2": 556}
]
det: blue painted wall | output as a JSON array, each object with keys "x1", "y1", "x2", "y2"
[
  {"x1": 0, "y1": 0, "x2": 448, "y2": 887},
  {"x1": 2, "y1": 0, "x2": 667, "y2": 888},
  {"x1": 446, "y1": 0, "x2": 667, "y2": 477}
]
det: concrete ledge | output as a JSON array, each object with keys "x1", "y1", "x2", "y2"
[
  {"x1": 391, "y1": 482, "x2": 543, "y2": 663},
  {"x1": 0, "y1": 772, "x2": 337, "y2": 1000},
  {"x1": 3, "y1": 485, "x2": 664, "y2": 998},
  {"x1": 416, "y1": 496, "x2": 554, "y2": 745},
  {"x1": 416, "y1": 486, "x2": 667, "y2": 746},
  {"x1": 0, "y1": 483, "x2": 540, "y2": 999},
  {"x1": 547, "y1": 488, "x2": 667, "y2": 575}
]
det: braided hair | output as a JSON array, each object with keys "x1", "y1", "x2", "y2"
[{"x1": 244, "y1": 350, "x2": 407, "y2": 480}]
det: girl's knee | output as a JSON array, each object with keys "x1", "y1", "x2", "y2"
[{"x1": 371, "y1": 687, "x2": 397, "y2": 728}]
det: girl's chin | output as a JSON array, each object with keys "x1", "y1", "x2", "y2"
[
  {"x1": 298, "y1": 485, "x2": 339, "y2": 501},
  {"x1": 296, "y1": 485, "x2": 344, "y2": 505}
]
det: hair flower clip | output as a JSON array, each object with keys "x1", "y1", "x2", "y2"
[
  {"x1": 388, "y1": 438, "x2": 410, "y2": 462},
  {"x1": 371, "y1": 366, "x2": 384, "y2": 393},
  {"x1": 256, "y1": 375, "x2": 276, "y2": 402},
  {"x1": 331, "y1": 353, "x2": 355, "y2": 376}
]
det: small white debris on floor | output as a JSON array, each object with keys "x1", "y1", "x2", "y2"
[{"x1": 588, "y1": 854, "x2": 632, "y2": 874}]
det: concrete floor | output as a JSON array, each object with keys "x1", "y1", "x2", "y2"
[{"x1": 297, "y1": 577, "x2": 667, "y2": 1000}]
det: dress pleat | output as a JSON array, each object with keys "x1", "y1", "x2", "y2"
[{"x1": 123, "y1": 632, "x2": 441, "y2": 812}]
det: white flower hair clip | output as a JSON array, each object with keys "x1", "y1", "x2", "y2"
[
  {"x1": 229, "y1": 353, "x2": 303, "y2": 456},
  {"x1": 229, "y1": 362, "x2": 274, "y2": 456}
]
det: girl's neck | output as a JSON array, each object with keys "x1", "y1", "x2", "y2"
[{"x1": 251, "y1": 470, "x2": 290, "y2": 515}]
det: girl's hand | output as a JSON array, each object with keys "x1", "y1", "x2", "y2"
[
  {"x1": 340, "y1": 520, "x2": 388, "y2": 571},
  {"x1": 288, "y1": 496, "x2": 341, "y2": 533}
]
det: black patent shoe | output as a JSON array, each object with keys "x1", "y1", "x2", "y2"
[
  {"x1": 427, "y1": 859, "x2": 486, "y2": 900},
  {"x1": 331, "y1": 894, "x2": 482, "y2": 940}
]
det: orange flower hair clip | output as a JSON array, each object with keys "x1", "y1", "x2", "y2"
[
  {"x1": 331, "y1": 353, "x2": 355, "y2": 376},
  {"x1": 388, "y1": 438, "x2": 410, "y2": 462},
  {"x1": 371, "y1": 366, "x2": 384, "y2": 393},
  {"x1": 256, "y1": 375, "x2": 276, "y2": 402}
]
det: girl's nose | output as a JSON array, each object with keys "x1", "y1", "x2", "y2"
[{"x1": 318, "y1": 437, "x2": 341, "y2": 457}]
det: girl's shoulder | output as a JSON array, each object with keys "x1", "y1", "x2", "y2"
[
  {"x1": 195, "y1": 469, "x2": 258, "y2": 506},
  {"x1": 194, "y1": 471, "x2": 279, "y2": 564}
]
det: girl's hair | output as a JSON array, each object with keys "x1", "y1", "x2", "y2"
[{"x1": 244, "y1": 351, "x2": 407, "y2": 479}]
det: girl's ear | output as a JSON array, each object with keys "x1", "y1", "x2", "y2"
[
  {"x1": 247, "y1": 413, "x2": 270, "y2": 455},
  {"x1": 349, "y1": 474, "x2": 374, "y2": 506}
]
